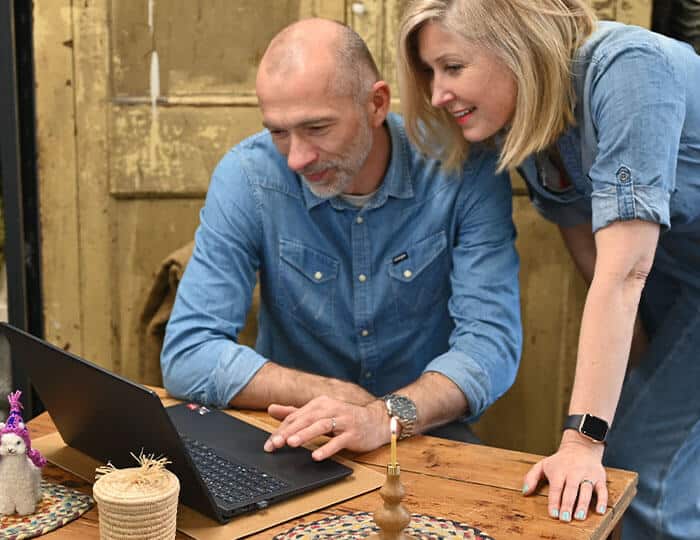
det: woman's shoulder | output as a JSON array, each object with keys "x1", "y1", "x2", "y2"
[{"x1": 577, "y1": 21, "x2": 695, "y2": 68}]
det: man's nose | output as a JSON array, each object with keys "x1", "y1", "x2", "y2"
[{"x1": 287, "y1": 136, "x2": 317, "y2": 172}]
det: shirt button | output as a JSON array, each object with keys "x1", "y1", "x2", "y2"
[
  {"x1": 358, "y1": 274, "x2": 367, "y2": 282},
  {"x1": 314, "y1": 271, "x2": 323, "y2": 281},
  {"x1": 361, "y1": 329, "x2": 369, "y2": 337},
  {"x1": 356, "y1": 216, "x2": 364, "y2": 224},
  {"x1": 403, "y1": 269, "x2": 413, "y2": 279},
  {"x1": 365, "y1": 371, "x2": 372, "y2": 379}
]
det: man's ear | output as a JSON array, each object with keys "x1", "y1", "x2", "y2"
[{"x1": 367, "y1": 81, "x2": 391, "y2": 128}]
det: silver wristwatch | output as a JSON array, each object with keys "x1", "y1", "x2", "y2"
[{"x1": 383, "y1": 393, "x2": 417, "y2": 440}]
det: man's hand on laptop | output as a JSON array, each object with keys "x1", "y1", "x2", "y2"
[{"x1": 263, "y1": 396, "x2": 389, "y2": 460}]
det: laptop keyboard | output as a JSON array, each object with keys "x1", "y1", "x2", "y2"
[{"x1": 180, "y1": 435, "x2": 289, "y2": 507}]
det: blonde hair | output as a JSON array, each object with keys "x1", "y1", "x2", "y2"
[{"x1": 398, "y1": 0, "x2": 596, "y2": 172}]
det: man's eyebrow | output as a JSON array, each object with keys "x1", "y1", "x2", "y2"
[{"x1": 262, "y1": 117, "x2": 336, "y2": 130}]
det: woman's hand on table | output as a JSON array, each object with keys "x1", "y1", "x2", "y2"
[
  {"x1": 522, "y1": 431, "x2": 608, "y2": 522},
  {"x1": 263, "y1": 396, "x2": 389, "y2": 460}
]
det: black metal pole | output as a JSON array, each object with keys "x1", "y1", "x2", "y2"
[{"x1": 0, "y1": 0, "x2": 44, "y2": 417}]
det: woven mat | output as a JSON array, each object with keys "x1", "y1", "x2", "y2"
[
  {"x1": 273, "y1": 512, "x2": 495, "y2": 539},
  {"x1": 0, "y1": 480, "x2": 94, "y2": 540}
]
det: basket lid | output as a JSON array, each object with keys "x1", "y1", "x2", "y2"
[{"x1": 93, "y1": 456, "x2": 180, "y2": 504}]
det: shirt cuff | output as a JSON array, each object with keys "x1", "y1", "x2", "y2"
[
  {"x1": 591, "y1": 184, "x2": 670, "y2": 233},
  {"x1": 423, "y1": 350, "x2": 492, "y2": 423},
  {"x1": 207, "y1": 343, "x2": 268, "y2": 408}
]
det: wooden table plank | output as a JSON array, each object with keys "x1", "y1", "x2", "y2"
[{"x1": 249, "y1": 469, "x2": 618, "y2": 540}]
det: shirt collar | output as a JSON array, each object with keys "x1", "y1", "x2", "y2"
[{"x1": 301, "y1": 113, "x2": 414, "y2": 211}]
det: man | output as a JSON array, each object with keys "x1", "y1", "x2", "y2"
[{"x1": 161, "y1": 18, "x2": 521, "y2": 460}]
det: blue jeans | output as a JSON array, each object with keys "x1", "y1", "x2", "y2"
[{"x1": 604, "y1": 282, "x2": 700, "y2": 539}]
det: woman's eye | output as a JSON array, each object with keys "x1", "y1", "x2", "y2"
[{"x1": 445, "y1": 64, "x2": 463, "y2": 73}]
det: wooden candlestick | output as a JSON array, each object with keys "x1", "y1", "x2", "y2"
[{"x1": 367, "y1": 464, "x2": 417, "y2": 540}]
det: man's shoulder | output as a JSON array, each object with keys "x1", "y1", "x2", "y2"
[{"x1": 213, "y1": 130, "x2": 299, "y2": 195}]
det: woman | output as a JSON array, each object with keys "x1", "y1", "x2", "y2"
[{"x1": 397, "y1": 1, "x2": 700, "y2": 538}]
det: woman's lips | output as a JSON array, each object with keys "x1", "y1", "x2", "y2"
[{"x1": 454, "y1": 107, "x2": 476, "y2": 125}]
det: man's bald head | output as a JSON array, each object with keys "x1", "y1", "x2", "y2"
[{"x1": 258, "y1": 18, "x2": 380, "y2": 103}]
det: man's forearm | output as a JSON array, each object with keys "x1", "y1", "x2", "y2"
[
  {"x1": 229, "y1": 362, "x2": 376, "y2": 409},
  {"x1": 390, "y1": 371, "x2": 469, "y2": 434}
]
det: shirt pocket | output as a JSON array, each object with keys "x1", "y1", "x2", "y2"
[
  {"x1": 387, "y1": 230, "x2": 450, "y2": 317},
  {"x1": 277, "y1": 238, "x2": 339, "y2": 336}
]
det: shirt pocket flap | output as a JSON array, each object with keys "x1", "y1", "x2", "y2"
[
  {"x1": 279, "y1": 238, "x2": 339, "y2": 284},
  {"x1": 388, "y1": 230, "x2": 448, "y2": 282}
]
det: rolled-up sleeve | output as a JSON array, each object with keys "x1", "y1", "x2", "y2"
[
  {"x1": 587, "y1": 44, "x2": 683, "y2": 233},
  {"x1": 161, "y1": 150, "x2": 268, "y2": 408},
  {"x1": 425, "y1": 155, "x2": 522, "y2": 421}
]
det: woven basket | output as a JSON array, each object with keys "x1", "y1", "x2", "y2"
[{"x1": 93, "y1": 456, "x2": 180, "y2": 540}]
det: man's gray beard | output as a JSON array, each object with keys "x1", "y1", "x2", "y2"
[{"x1": 302, "y1": 119, "x2": 373, "y2": 199}]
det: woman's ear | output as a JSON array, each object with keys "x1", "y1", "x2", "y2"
[{"x1": 367, "y1": 80, "x2": 391, "y2": 128}]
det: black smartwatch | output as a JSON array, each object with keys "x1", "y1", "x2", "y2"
[{"x1": 563, "y1": 413, "x2": 609, "y2": 443}]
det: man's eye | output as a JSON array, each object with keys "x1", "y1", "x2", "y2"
[
  {"x1": 308, "y1": 125, "x2": 329, "y2": 134},
  {"x1": 269, "y1": 130, "x2": 287, "y2": 138}
]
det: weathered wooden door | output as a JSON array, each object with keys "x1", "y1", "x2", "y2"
[
  {"x1": 34, "y1": 0, "x2": 650, "y2": 454},
  {"x1": 33, "y1": 0, "x2": 345, "y2": 380}
]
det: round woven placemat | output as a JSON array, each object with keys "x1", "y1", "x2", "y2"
[
  {"x1": 0, "y1": 480, "x2": 94, "y2": 540},
  {"x1": 273, "y1": 512, "x2": 495, "y2": 539}
]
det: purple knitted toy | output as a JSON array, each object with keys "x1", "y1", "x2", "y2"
[
  {"x1": 1, "y1": 391, "x2": 46, "y2": 468},
  {"x1": 0, "y1": 391, "x2": 46, "y2": 515}
]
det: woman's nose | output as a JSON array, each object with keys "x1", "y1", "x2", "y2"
[{"x1": 431, "y1": 79, "x2": 454, "y2": 108}]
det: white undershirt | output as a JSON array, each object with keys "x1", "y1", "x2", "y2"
[{"x1": 338, "y1": 189, "x2": 378, "y2": 208}]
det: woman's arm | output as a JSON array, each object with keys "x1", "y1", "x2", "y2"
[{"x1": 524, "y1": 219, "x2": 659, "y2": 522}]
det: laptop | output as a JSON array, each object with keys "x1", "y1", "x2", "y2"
[{"x1": 1, "y1": 323, "x2": 352, "y2": 523}]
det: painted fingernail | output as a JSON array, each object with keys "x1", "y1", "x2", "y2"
[
  {"x1": 550, "y1": 508, "x2": 559, "y2": 519},
  {"x1": 575, "y1": 510, "x2": 586, "y2": 520},
  {"x1": 522, "y1": 483, "x2": 529, "y2": 494},
  {"x1": 561, "y1": 511, "x2": 571, "y2": 522},
  {"x1": 598, "y1": 505, "x2": 606, "y2": 514}
]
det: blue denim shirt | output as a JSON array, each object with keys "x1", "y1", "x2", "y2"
[
  {"x1": 161, "y1": 113, "x2": 521, "y2": 420},
  {"x1": 520, "y1": 22, "x2": 700, "y2": 298}
]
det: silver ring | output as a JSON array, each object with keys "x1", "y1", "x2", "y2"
[
  {"x1": 580, "y1": 479, "x2": 595, "y2": 488},
  {"x1": 330, "y1": 417, "x2": 337, "y2": 434}
]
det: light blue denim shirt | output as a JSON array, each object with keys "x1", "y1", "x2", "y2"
[
  {"x1": 161, "y1": 113, "x2": 522, "y2": 420},
  {"x1": 520, "y1": 21, "x2": 700, "y2": 299}
]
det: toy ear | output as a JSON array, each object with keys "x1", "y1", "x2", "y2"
[{"x1": 0, "y1": 422, "x2": 5, "y2": 429}]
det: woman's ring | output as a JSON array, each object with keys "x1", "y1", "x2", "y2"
[
  {"x1": 580, "y1": 479, "x2": 595, "y2": 488},
  {"x1": 330, "y1": 417, "x2": 337, "y2": 434}
]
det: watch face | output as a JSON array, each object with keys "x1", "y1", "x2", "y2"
[
  {"x1": 385, "y1": 395, "x2": 416, "y2": 420},
  {"x1": 581, "y1": 414, "x2": 608, "y2": 441}
]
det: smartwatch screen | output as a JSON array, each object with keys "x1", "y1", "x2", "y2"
[{"x1": 581, "y1": 414, "x2": 608, "y2": 441}]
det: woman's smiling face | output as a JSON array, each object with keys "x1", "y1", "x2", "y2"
[{"x1": 417, "y1": 21, "x2": 517, "y2": 142}]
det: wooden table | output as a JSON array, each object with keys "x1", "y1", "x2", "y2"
[{"x1": 28, "y1": 392, "x2": 636, "y2": 540}]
